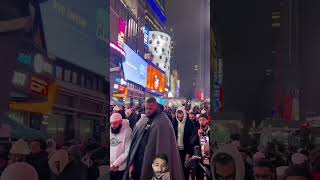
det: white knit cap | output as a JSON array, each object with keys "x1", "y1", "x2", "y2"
[
  {"x1": 113, "y1": 106, "x2": 120, "y2": 111},
  {"x1": 10, "y1": 139, "x2": 30, "y2": 155},
  {"x1": 0, "y1": 162, "x2": 38, "y2": 180},
  {"x1": 48, "y1": 149, "x2": 69, "y2": 175},
  {"x1": 291, "y1": 153, "x2": 308, "y2": 165},
  {"x1": 110, "y1": 113, "x2": 122, "y2": 124}
]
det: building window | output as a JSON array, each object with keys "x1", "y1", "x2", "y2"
[
  {"x1": 64, "y1": 69, "x2": 71, "y2": 82},
  {"x1": 162, "y1": 48, "x2": 165, "y2": 52},
  {"x1": 156, "y1": 63, "x2": 159, "y2": 66},
  {"x1": 98, "y1": 79, "x2": 103, "y2": 92},
  {"x1": 154, "y1": 47, "x2": 157, "y2": 51},
  {"x1": 92, "y1": 77, "x2": 97, "y2": 90},
  {"x1": 72, "y1": 72, "x2": 78, "y2": 84},
  {"x1": 160, "y1": 56, "x2": 162, "y2": 59},
  {"x1": 86, "y1": 77, "x2": 92, "y2": 89},
  {"x1": 149, "y1": 40, "x2": 152, "y2": 44},
  {"x1": 81, "y1": 75, "x2": 85, "y2": 87},
  {"x1": 56, "y1": 66, "x2": 63, "y2": 80},
  {"x1": 160, "y1": 35, "x2": 163, "y2": 39},
  {"x1": 157, "y1": 41, "x2": 160, "y2": 45}
]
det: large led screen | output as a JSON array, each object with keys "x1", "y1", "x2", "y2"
[
  {"x1": 40, "y1": 0, "x2": 107, "y2": 76},
  {"x1": 122, "y1": 44, "x2": 148, "y2": 87},
  {"x1": 146, "y1": 65, "x2": 166, "y2": 93}
]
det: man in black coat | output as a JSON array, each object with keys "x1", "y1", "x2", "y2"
[
  {"x1": 28, "y1": 139, "x2": 50, "y2": 180},
  {"x1": 172, "y1": 107, "x2": 195, "y2": 180},
  {"x1": 125, "y1": 108, "x2": 138, "y2": 130}
]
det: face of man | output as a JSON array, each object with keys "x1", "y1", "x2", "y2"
[
  {"x1": 215, "y1": 162, "x2": 236, "y2": 180},
  {"x1": 176, "y1": 112, "x2": 184, "y2": 122},
  {"x1": 30, "y1": 141, "x2": 42, "y2": 154},
  {"x1": 253, "y1": 167, "x2": 274, "y2": 180},
  {"x1": 199, "y1": 117, "x2": 208, "y2": 128},
  {"x1": 146, "y1": 102, "x2": 158, "y2": 118},
  {"x1": 189, "y1": 113, "x2": 196, "y2": 121},
  {"x1": 152, "y1": 158, "x2": 168, "y2": 178}
]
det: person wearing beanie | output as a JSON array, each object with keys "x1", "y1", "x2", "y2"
[
  {"x1": 253, "y1": 152, "x2": 266, "y2": 164},
  {"x1": 0, "y1": 162, "x2": 38, "y2": 180},
  {"x1": 110, "y1": 113, "x2": 132, "y2": 180},
  {"x1": 9, "y1": 139, "x2": 30, "y2": 164},
  {"x1": 291, "y1": 153, "x2": 308, "y2": 165}
]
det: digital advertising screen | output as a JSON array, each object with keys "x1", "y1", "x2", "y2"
[
  {"x1": 146, "y1": 65, "x2": 166, "y2": 93},
  {"x1": 40, "y1": 0, "x2": 107, "y2": 76},
  {"x1": 122, "y1": 44, "x2": 148, "y2": 87}
]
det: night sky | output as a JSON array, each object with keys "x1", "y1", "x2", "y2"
[{"x1": 167, "y1": 0, "x2": 205, "y2": 98}]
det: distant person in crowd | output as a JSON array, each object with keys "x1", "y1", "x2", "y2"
[
  {"x1": 0, "y1": 154, "x2": 8, "y2": 176},
  {"x1": 172, "y1": 107, "x2": 195, "y2": 180},
  {"x1": 188, "y1": 110, "x2": 200, "y2": 130},
  {"x1": 151, "y1": 154, "x2": 170, "y2": 180},
  {"x1": 9, "y1": 139, "x2": 30, "y2": 164},
  {"x1": 276, "y1": 166, "x2": 289, "y2": 180},
  {"x1": 283, "y1": 165, "x2": 312, "y2": 180},
  {"x1": 125, "y1": 108, "x2": 138, "y2": 130},
  {"x1": 110, "y1": 113, "x2": 132, "y2": 180},
  {"x1": 253, "y1": 160, "x2": 275, "y2": 180},
  {"x1": 28, "y1": 139, "x2": 50, "y2": 180},
  {"x1": 253, "y1": 152, "x2": 266, "y2": 164},
  {"x1": 291, "y1": 153, "x2": 308, "y2": 165},
  {"x1": 123, "y1": 97, "x2": 183, "y2": 180},
  {"x1": 119, "y1": 106, "x2": 127, "y2": 119},
  {"x1": 113, "y1": 106, "x2": 120, "y2": 114},
  {"x1": 63, "y1": 145, "x2": 88, "y2": 180},
  {"x1": 46, "y1": 139, "x2": 57, "y2": 159},
  {"x1": 0, "y1": 162, "x2": 38, "y2": 180},
  {"x1": 210, "y1": 144, "x2": 245, "y2": 180},
  {"x1": 239, "y1": 148, "x2": 254, "y2": 180}
]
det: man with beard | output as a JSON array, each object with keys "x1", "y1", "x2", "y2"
[
  {"x1": 191, "y1": 114, "x2": 211, "y2": 180},
  {"x1": 110, "y1": 113, "x2": 132, "y2": 180},
  {"x1": 123, "y1": 97, "x2": 184, "y2": 180},
  {"x1": 188, "y1": 110, "x2": 200, "y2": 130}
]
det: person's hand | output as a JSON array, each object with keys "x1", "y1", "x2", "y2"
[
  {"x1": 110, "y1": 165, "x2": 119, "y2": 172},
  {"x1": 185, "y1": 154, "x2": 191, "y2": 161},
  {"x1": 198, "y1": 128, "x2": 204, "y2": 136},
  {"x1": 129, "y1": 164, "x2": 135, "y2": 179}
]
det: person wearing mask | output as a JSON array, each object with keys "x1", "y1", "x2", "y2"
[
  {"x1": 283, "y1": 165, "x2": 312, "y2": 180},
  {"x1": 253, "y1": 160, "x2": 275, "y2": 180},
  {"x1": 8, "y1": 139, "x2": 30, "y2": 164},
  {"x1": 188, "y1": 111, "x2": 200, "y2": 130},
  {"x1": 125, "y1": 108, "x2": 138, "y2": 130},
  {"x1": 110, "y1": 113, "x2": 132, "y2": 180},
  {"x1": 123, "y1": 97, "x2": 184, "y2": 180},
  {"x1": 28, "y1": 139, "x2": 50, "y2": 180},
  {"x1": 210, "y1": 143, "x2": 245, "y2": 180},
  {"x1": 0, "y1": 162, "x2": 38, "y2": 180},
  {"x1": 172, "y1": 107, "x2": 195, "y2": 180}
]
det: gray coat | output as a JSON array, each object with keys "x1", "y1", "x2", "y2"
[{"x1": 123, "y1": 111, "x2": 184, "y2": 180}]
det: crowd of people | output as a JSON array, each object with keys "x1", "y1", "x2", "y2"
[
  {"x1": 110, "y1": 97, "x2": 211, "y2": 180},
  {"x1": 0, "y1": 137, "x2": 108, "y2": 180}
]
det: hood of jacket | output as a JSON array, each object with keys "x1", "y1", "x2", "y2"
[
  {"x1": 210, "y1": 143, "x2": 245, "y2": 180},
  {"x1": 48, "y1": 149, "x2": 69, "y2": 176},
  {"x1": 175, "y1": 107, "x2": 187, "y2": 123}
]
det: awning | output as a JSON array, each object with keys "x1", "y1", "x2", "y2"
[{"x1": 2, "y1": 117, "x2": 46, "y2": 140}]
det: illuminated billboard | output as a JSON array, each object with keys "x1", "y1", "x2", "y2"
[
  {"x1": 123, "y1": 44, "x2": 148, "y2": 87},
  {"x1": 146, "y1": 65, "x2": 166, "y2": 93},
  {"x1": 40, "y1": 0, "x2": 107, "y2": 76}
]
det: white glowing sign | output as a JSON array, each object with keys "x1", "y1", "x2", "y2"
[
  {"x1": 110, "y1": 42, "x2": 126, "y2": 56},
  {"x1": 12, "y1": 71, "x2": 27, "y2": 87},
  {"x1": 33, "y1": 54, "x2": 53, "y2": 75}
]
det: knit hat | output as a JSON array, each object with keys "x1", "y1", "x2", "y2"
[
  {"x1": 113, "y1": 106, "x2": 120, "y2": 111},
  {"x1": 110, "y1": 113, "x2": 122, "y2": 124},
  {"x1": 291, "y1": 153, "x2": 308, "y2": 165},
  {"x1": 0, "y1": 162, "x2": 38, "y2": 180},
  {"x1": 10, "y1": 139, "x2": 30, "y2": 155}
]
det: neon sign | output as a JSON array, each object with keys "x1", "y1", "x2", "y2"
[
  {"x1": 110, "y1": 42, "x2": 126, "y2": 57},
  {"x1": 30, "y1": 77, "x2": 49, "y2": 96},
  {"x1": 118, "y1": 18, "x2": 126, "y2": 47},
  {"x1": 147, "y1": 0, "x2": 166, "y2": 23}
]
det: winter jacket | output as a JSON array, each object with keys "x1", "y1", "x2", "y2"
[{"x1": 28, "y1": 151, "x2": 50, "y2": 180}]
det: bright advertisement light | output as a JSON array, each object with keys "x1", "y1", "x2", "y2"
[
  {"x1": 110, "y1": 42, "x2": 126, "y2": 56},
  {"x1": 123, "y1": 44, "x2": 148, "y2": 87},
  {"x1": 146, "y1": 65, "x2": 166, "y2": 93},
  {"x1": 144, "y1": 26, "x2": 150, "y2": 46},
  {"x1": 118, "y1": 18, "x2": 126, "y2": 47}
]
